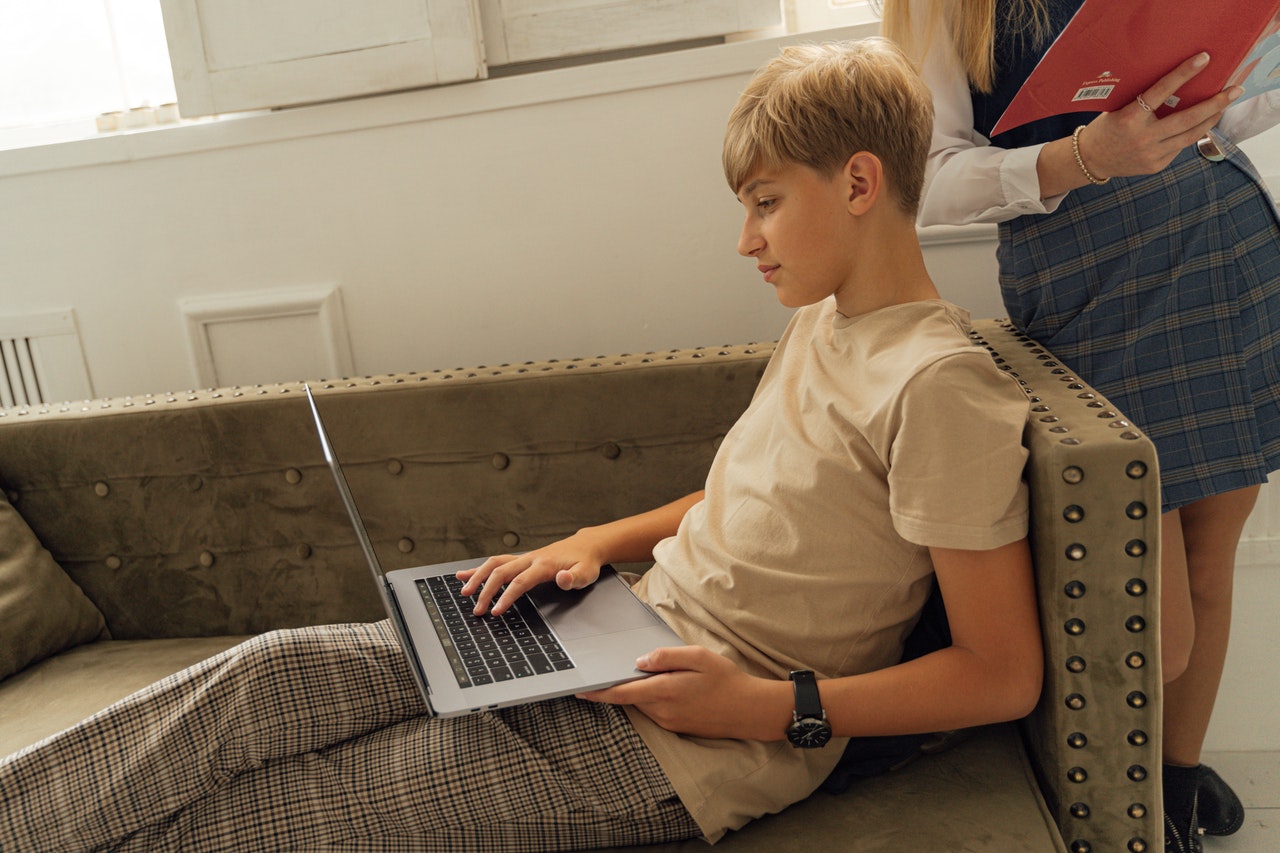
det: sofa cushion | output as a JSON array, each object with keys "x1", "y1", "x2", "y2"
[
  {"x1": 0, "y1": 635, "x2": 249, "y2": 758},
  {"x1": 611, "y1": 724, "x2": 1066, "y2": 852},
  {"x1": 0, "y1": 491, "x2": 107, "y2": 682}
]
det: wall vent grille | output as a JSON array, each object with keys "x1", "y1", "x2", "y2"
[
  {"x1": 0, "y1": 310, "x2": 93, "y2": 408},
  {"x1": 0, "y1": 336, "x2": 44, "y2": 407}
]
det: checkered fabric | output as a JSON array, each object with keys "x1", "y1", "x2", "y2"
[
  {"x1": 997, "y1": 138, "x2": 1280, "y2": 512},
  {"x1": 0, "y1": 621, "x2": 698, "y2": 852}
]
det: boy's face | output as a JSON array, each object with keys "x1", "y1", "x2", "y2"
[{"x1": 735, "y1": 161, "x2": 859, "y2": 312}]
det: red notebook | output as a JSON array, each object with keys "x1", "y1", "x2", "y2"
[{"x1": 992, "y1": 0, "x2": 1280, "y2": 137}]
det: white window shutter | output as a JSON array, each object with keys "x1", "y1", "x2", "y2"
[
  {"x1": 479, "y1": 0, "x2": 782, "y2": 66},
  {"x1": 159, "y1": 0, "x2": 486, "y2": 117}
]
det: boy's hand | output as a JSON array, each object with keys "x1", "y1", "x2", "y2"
[
  {"x1": 577, "y1": 646, "x2": 788, "y2": 741},
  {"x1": 457, "y1": 532, "x2": 609, "y2": 616}
]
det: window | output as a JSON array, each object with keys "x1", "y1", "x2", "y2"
[
  {"x1": 0, "y1": 1, "x2": 175, "y2": 133},
  {"x1": 0, "y1": 1, "x2": 876, "y2": 142}
]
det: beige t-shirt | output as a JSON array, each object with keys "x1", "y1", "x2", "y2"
[{"x1": 627, "y1": 298, "x2": 1030, "y2": 842}]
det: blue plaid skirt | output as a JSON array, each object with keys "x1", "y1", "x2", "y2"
[{"x1": 998, "y1": 137, "x2": 1280, "y2": 512}]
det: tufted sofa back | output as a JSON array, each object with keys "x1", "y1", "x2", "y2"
[{"x1": 0, "y1": 345, "x2": 768, "y2": 639}]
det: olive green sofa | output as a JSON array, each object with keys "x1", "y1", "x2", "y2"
[{"x1": 0, "y1": 319, "x2": 1162, "y2": 852}]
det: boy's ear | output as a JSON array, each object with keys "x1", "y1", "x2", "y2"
[{"x1": 842, "y1": 152, "x2": 884, "y2": 215}]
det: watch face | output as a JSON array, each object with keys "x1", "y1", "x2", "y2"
[{"x1": 787, "y1": 717, "x2": 832, "y2": 748}]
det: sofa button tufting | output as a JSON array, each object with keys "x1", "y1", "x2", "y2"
[
  {"x1": 1126, "y1": 691, "x2": 1147, "y2": 708},
  {"x1": 1069, "y1": 802, "x2": 1091, "y2": 819},
  {"x1": 1062, "y1": 466, "x2": 1084, "y2": 484},
  {"x1": 601, "y1": 442, "x2": 621, "y2": 459},
  {"x1": 387, "y1": 460, "x2": 404, "y2": 476},
  {"x1": 1066, "y1": 655, "x2": 1087, "y2": 673},
  {"x1": 105, "y1": 555, "x2": 122, "y2": 570},
  {"x1": 1126, "y1": 652, "x2": 1146, "y2": 669},
  {"x1": 188, "y1": 476, "x2": 204, "y2": 492},
  {"x1": 1067, "y1": 732, "x2": 1087, "y2": 749},
  {"x1": 94, "y1": 481, "x2": 110, "y2": 497},
  {"x1": 285, "y1": 468, "x2": 303, "y2": 485},
  {"x1": 199, "y1": 551, "x2": 215, "y2": 568},
  {"x1": 1128, "y1": 803, "x2": 1148, "y2": 819},
  {"x1": 1127, "y1": 765, "x2": 1147, "y2": 782},
  {"x1": 1127, "y1": 730, "x2": 1148, "y2": 747},
  {"x1": 1127, "y1": 838, "x2": 1147, "y2": 853},
  {"x1": 503, "y1": 532, "x2": 520, "y2": 548},
  {"x1": 1066, "y1": 693, "x2": 1086, "y2": 710},
  {"x1": 398, "y1": 538, "x2": 414, "y2": 554},
  {"x1": 491, "y1": 453, "x2": 510, "y2": 470},
  {"x1": 1070, "y1": 842, "x2": 1091, "y2": 853},
  {"x1": 1065, "y1": 618, "x2": 1086, "y2": 635},
  {"x1": 1067, "y1": 767, "x2": 1088, "y2": 784},
  {"x1": 295, "y1": 544, "x2": 312, "y2": 559}
]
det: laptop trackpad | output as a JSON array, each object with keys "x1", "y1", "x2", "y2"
[{"x1": 529, "y1": 573, "x2": 660, "y2": 641}]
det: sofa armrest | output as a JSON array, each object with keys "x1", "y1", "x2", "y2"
[{"x1": 972, "y1": 319, "x2": 1162, "y2": 853}]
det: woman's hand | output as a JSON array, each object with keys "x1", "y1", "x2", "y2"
[
  {"x1": 457, "y1": 530, "x2": 611, "y2": 616},
  {"x1": 577, "y1": 646, "x2": 789, "y2": 741},
  {"x1": 1040, "y1": 52, "x2": 1243, "y2": 196},
  {"x1": 1080, "y1": 52, "x2": 1242, "y2": 179}
]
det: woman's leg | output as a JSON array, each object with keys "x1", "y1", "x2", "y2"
[
  {"x1": 0, "y1": 621, "x2": 427, "y2": 851},
  {"x1": 1160, "y1": 485, "x2": 1259, "y2": 844},
  {"x1": 1162, "y1": 485, "x2": 1258, "y2": 765}
]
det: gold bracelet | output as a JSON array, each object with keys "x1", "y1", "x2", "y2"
[{"x1": 1072, "y1": 125, "x2": 1110, "y2": 186}]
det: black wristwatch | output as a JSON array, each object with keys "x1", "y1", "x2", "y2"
[{"x1": 786, "y1": 670, "x2": 832, "y2": 748}]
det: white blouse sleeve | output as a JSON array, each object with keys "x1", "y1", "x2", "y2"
[
  {"x1": 917, "y1": 23, "x2": 1069, "y2": 227},
  {"x1": 1217, "y1": 89, "x2": 1280, "y2": 144}
]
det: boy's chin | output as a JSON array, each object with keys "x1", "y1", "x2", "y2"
[{"x1": 775, "y1": 290, "x2": 829, "y2": 309}]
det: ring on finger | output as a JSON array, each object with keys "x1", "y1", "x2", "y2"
[{"x1": 1135, "y1": 94, "x2": 1154, "y2": 113}]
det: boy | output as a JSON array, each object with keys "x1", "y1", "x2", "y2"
[{"x1": 0, "y1": 38, "x2": 1040, "y2": 851}]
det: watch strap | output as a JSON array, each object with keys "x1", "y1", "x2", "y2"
[{"x1": 789, "y1": 669, "x2": 823, "y2": 719}]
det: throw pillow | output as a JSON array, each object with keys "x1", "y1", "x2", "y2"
[{"x1": 0, "y1": 490, "x2": 107, "y2": 680}]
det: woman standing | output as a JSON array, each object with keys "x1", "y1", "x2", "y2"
[{"x1": 879, "y1": 2, "x2": 1280, "y2": 850}]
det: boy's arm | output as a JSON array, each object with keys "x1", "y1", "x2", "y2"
[
  {"x1": 460, "y1": 490, "x2": 705, "y2": 616},
  {"x1": 579, "y1": 537, "x2": 1043, "y2": 741}
]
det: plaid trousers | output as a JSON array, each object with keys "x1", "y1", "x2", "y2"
[{"x1": 0, "y1": 621, "x2": 698, "y2": 852}]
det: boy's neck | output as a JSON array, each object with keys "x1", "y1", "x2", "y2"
[{"x1": 833, "y1": 212, "x2": 940, "y2": 319}]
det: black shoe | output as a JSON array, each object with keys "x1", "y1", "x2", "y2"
[
  {"x1": 1164, "y1": 764, "x2": 1203, "y2": 853},
  {"x1": 1197, "y1": 763, "x2": 1245, "y2": 837},
  {"x1": 1164, "y1": 808, "x2": 1203, "y2": 853}
]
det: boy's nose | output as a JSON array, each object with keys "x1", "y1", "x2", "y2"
[{"x1": 738, "y1": 221, "x2": 763, "y2": 257}]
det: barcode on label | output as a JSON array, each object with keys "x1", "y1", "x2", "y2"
[{"x1": 1072, "y1": 85, "x2": 1115, "y2": 102}]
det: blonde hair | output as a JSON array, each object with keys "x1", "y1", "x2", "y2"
[
  {"x1": 722, "y1": 38, "x2": 933, "y2": 217},
  {"x1": 877, "y1": 0, "x2": 1049, "y2": 93}
]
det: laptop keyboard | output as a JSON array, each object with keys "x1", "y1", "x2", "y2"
[{"x1": 416, "y1": 575, "x2": 575, "y2": 689}]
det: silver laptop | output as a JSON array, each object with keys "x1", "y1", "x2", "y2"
[{"x1": 305, "y1": 385, "x2": 682, "y2": 717}]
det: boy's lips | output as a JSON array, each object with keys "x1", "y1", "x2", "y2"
[{"x1": 757, "y1": 263, "x2": 779, "y2": 283}]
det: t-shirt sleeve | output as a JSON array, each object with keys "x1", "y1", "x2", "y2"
[{"x1": 887, "y1": 353, "x2": 1030, "y2": 551}]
